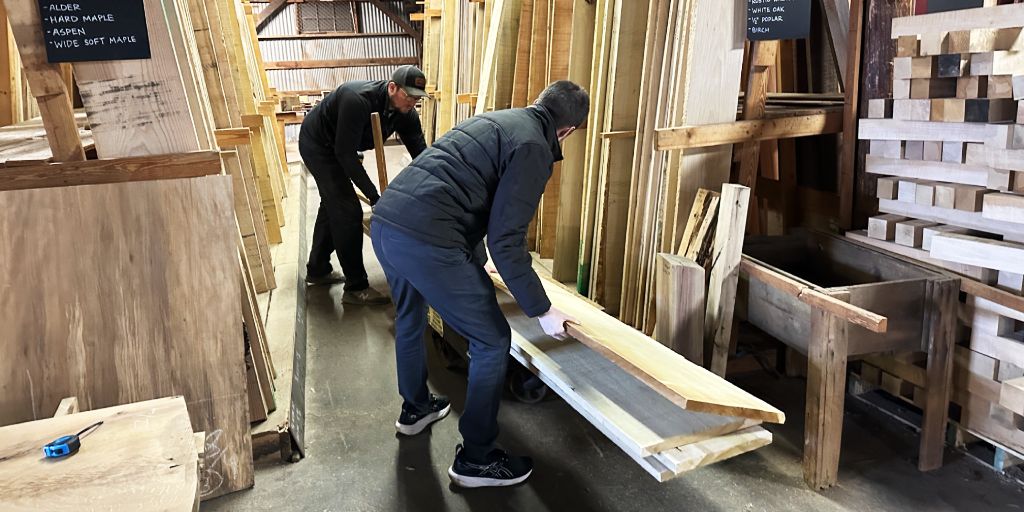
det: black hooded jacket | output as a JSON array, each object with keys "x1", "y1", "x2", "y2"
[
  {"x1": 299, "y1": 80, "x2": 427, "y2": 203},
  {"x1": 372, "y1": 105, "x2": 563, "y2": 318}
]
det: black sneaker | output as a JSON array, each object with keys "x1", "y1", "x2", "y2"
[
  {"x1": 447, "y1": 444, "x2": 533, "y2": 488},
  {"x1": 395, "y1": 394, "x2": 451, "y2": 436}
]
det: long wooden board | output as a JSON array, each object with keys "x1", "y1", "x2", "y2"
[
  {"x1": 492, "y1": 273, "x2": 786, "y2": 423},
  {"x1": 0, "y1": 397, "x2": 198, "y2": 511},
  {"x1": 891, "y1": 4, "x2": 1024, "y2": 38},
  {"x1": 499, "y1": 293, "x2": 770, "y2": 481},
  {"x1": 0, "y1": 176, "x2": 252, "y2": 499}
]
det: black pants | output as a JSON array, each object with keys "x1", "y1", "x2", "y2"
[{"x1": 301, "y1": 141, "x2": 369, "y2": 291}]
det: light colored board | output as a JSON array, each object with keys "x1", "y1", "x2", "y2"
[
  {"x1": 866, "y1": 156, "x2": 989, "y2": 187},
  {"x1": 891, "y1": 5, "x2": 1024, "y2": 37},
  {"x1": 970, "y1": 51, "x2": 1024, "y2": 76},
  {"x1": 869, "y1": 140, "x2": 903, "y2": 159},
  {"x1": 655, "y1": 254, "x2": 705, "y2": 363},
  {"x1": 0, "y1": 397, "x2": 198, "y2": 511},
  {"x1": 499, "y1": 292, "x2": 755, "y2": 458},
  {"x1": 653, "y1": 426, "x2": 772, "y2": 474},
  {"x1": 922, "y1": 225, "x2": 968, "y2": 252},
  {"x1": 898, "y1": 179, "x2": 919, "y2": 203},
  {"x1": 0, "y1": 176, "x2": 251, "y2": 499},
  {"x1": 983, "y1": 192, "x2": 1024, "y2": 225},
  {"x1": 858, "y1": 118, "x2": 1012, "y2": 146},
  {"x1": 893, "y1": 99, "x2": 931, "y2": 121},
  {"x1": 931, "y1": 233, "x2": 1024, "y2": 275},
  {"x1": 705, "y1": 185, "x2": 751, "y2": 377},
  {"x1": 879, "y1": 199, "x2": 1024, "y2": 240},
  {"x1": 998, "y1": 271, "x2": 1024, "y2": 294},
  {"x1": 52, "y1": 397, "x2": 79, "y2": 417},
  {"x1": 491, "y1": 272, "x2": 785, "y2": 423}
]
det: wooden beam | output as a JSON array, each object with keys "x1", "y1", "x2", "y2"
[
  {"x1": 0, "y1": 151, "x2": 223, "y2": 192},
  {"x1": 736, "y1": 40, "x2": 777, "y2": 236},
  {"x1": 656, "y1": 111, "x2": 843, "y2": 150},
  {"x1": 803, "y1": 290, "x2": 849, "y2": 489},
  {"x1": 263, "y1": 57, "x2": 419, "y2": 70},
  {"x1": 930, "y1": 233, "x2": 1024, "y2": 274},
  {"x1": 838, "y1": 0, "x2": 864, "y2": 229},
  {"x1": 892, "y1": 4, "x2": 1024, "y2": 37},
  {"x1": 919, "y1": 277, "x2": 957, "y2": 471},
  {"x1": 474, "y1": 0, "x2": 505, "y2": 116},
  {"x1": 2, "y1": 0, "x2": 84, "y2": 162},
  {"x1": 705, "y1": 185, "x2": 751, "y2": 376},
  {"x1": 258, "y1": 32, "x2": 408, "y2": 40},
  {"x1": 255, "y1": 0, "x2": 287, "y2": 31},
  {"x1": 215, "y1": 128, "x2": 253, "y2": 148},
  {"x1": 370, "y1": 112, "x2": 388, "y2": 192}
]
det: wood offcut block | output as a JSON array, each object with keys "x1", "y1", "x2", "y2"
[
  {"x1": 989, "y1": 169, "x2": 1015, "y2": 191},
  {"x1": 912, "y1": 78, "x2": 958, "y2": 99},
  {"x1": 920, "y1": 33, "x2": 948, "y2": 56},
  {"x1": 870, "y1": 140, "x2": 904, "y2": 159},
  {"x1": 958, "y1": 76, "x2": 988, "y2": 99},
  {"x1": 942, "y1": 141, "x2": 966, "y2": 163},
  {"x1": 867, "y1": 214, "x2": 908, "y2": 241},
  {"x1": 922, "y1": 225, "x2": 969, "y2": 251},
  {"x1": 983, "y1": 192, "x2": 1024, "y2": 223},
  {"x1": 998, "y1": 271, "x2": 1024, "y2": 295},
  {"x1": 923, "y1": 141, "x2": 943, "y2": 162},
  {"x1": 934, "y1": 183, "x2": 957, "y2": 209},
  {"x1": 877, "y1": 177, "x2": 899, "y2": 200},
  {"x1": 989, "y1": 75, "x2": 1015, "y2": 99},
  {"x1": 946, "y1": 30, "x2": 971, "y2": 54},
  {"x1": 936, "y1": 54, "x2": 967, "y2": 78},
  {"x1": 912, "y1": 56, "x2": 938, "y2": 78},
  {"x1": 954, "y1": 185, "x2": 988, "y2": 212},
  {"x1": 868, "y1": 99, "x2": 894, "y2": 119},
  {"x1": 1014, "y1": 75, "x2": 1024, "y2": 100},
  {"x1": 897, "y1": 35, "x2": 919, "y2": 57},
  {"x1": 895, "y1": 79, "x2": 912, "y2": 99},
  {"x1": 965, "y1": 99, "x2": 1018, "y2": 123},
  {"x1": 970, "y1": 28, "x2": 1024, "y2": 53},
  {"x1": 931, "y1": 99, "x2": 966, "y2": 122},
  {"x1": 971, "y1": 51, "x2": 1024, "y2": 76},
  {"x1": 894, "y1": 57, "x2": 913, "y2": 79},
  {"x1": 904, "y1": 140, "x2": 925, "y2": 160},
  {"x1": 894, "y1": 100, "x2": 932, "y2": 121},
  {"x1": 895, "y1": 219, "x2": 938, "y2": 248},
  {"x1": 1015, "y1": 171, "x2": 1024, "y2": 194},
  {"x1": 916, "y1": 181, "x2": 937, "y2": 206},
  {"x1": 898, "y1": 179, "x2": 920, "y2": 202},
  {"x1": 1018, "y1": 100, "x2": 1024, "y2": 124}
]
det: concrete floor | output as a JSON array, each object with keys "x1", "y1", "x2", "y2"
[{"x1": 205, "y1": 150, "x2": 1024, "y2": 512}]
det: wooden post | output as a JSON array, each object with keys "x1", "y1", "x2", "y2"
[
  {"x1": 0, "y1": 2, "x2": 15, "y2": 127},
  {"x1": 918, "y1": 277, "x2": 957, "y2": 471},
  {"x1": 821, "y1": 0, "x2": 851, "y2": 88},
  {"x1": 705, "y1": 184, "x2": 750, "y2": 375},
  {"x1": 838, "y1": 0, "x2": 865, "y2": 229},
  {"x1": 370, "y1": 112, "x2": 388, "y2": 192},
  {"x1": 655, "y1": 253, "x2": 706, "y2": 363},
  {"x1": 736, "y1": 40, "x2": 779, "y2": 235},
  {"x1": 803, "y1": 291, "x2": 850, "y2": 490},
  {"x1": 2, "y1": 0, "x2": 84, "y2": 161}
]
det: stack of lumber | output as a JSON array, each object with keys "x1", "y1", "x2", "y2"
[
  {"x1": 489, "y1": 272, "x2": 783, "y2": 480},
  {"x1": 417, "y1": 0, "x2": 746, "y2": 335},
  {"x1": 852, "y1": 3, "x2": 1024, "y2": 464}
]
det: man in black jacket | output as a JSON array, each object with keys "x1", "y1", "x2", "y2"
[
  {"x1": 300, "y1": 65, "x2": 428, "y2": 305},
  {"x1": 370, "y1": 81, "x2": 589, "y2": 488}
]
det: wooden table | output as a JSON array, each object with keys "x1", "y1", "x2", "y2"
[
  {"x1": 0, "y1": 396, "x2": 200, "y2": 511},
  {"x1": 741, "y1": 230, "x2": 958, "y2": 489}
]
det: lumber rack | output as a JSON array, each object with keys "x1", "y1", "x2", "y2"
[{"x1": 740, "y1": 230, "x2": 958, "y2": 490}]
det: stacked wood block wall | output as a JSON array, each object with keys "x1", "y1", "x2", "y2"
[{"x1": 852, "y1": 3, "x2": 1024, "y2": 465}]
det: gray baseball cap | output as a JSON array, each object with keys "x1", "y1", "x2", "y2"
[{"x1": 391, "y1": 65, "x2": 428, "y2": 97}]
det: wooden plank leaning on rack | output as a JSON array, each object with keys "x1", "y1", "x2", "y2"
[
  {"x1": 490, "y1": 272, "x2": 786, "y2": 423},
  {"x1": 0, "y1": 151, "x2": 221, "y2": 191},
  {"x1": 1, "y1": 0, "x2": 84, "y2": 162},
  {"x1": 655, "y1": 110, "x2": 843, "y2": 150}
]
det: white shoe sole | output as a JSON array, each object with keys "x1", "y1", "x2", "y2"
[
  {"x1": 394, "y1": 404, "x2": 451, "y2": 436},
  {"x1": 447, "y1": 466, "x2": 533, "y2": 488}
]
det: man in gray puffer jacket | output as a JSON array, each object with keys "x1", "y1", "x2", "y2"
[{"x1": 370, "y1": 81, "x2": 589, "y2": 488}]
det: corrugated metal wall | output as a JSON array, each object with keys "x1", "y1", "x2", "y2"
[{"x1": 255, "y1": 1, "x2": 417, "y2": 93}]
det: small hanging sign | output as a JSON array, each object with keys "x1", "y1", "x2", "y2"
[{"x1": 38, "y1": 1, "x2": 152, "y2": 63}]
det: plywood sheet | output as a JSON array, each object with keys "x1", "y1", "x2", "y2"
[{"x1": 0, "y1": 176, "x2": 251, "y2": 499}]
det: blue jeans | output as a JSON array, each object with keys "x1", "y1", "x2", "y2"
[{"x1": 370, "y1": 220, "x2": 511, "y2": 461}]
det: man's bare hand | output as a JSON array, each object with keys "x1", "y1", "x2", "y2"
[{"x1": 538, "y1": 307, "x2": 578, "y2": 340}]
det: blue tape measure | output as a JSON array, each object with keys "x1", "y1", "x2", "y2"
[{"x1": 43, "y1": 421, "x2": 103, "y2": 459}]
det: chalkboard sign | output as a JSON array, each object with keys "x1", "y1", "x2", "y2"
[
  {"x1": 917, "y1": 0, "x2": 985, "y2": 14},
  {"x1": 747, "y1": 0, "x2": 812, "y2": 41},
  {"x1": 38, "y1": 1, "x2": 152, "y2": 63}
]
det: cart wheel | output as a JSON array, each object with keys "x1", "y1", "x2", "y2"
[
  {"x1": 508, "y1": 365, "x2": 548, "y2": 404},
  {"x1": 431, "y1": 332, "x2": 467, "y2": 371}
]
